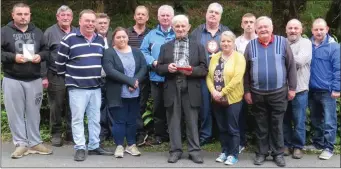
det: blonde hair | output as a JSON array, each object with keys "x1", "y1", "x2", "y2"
[{"x1": 221, "y1": 31, "x2": 236, "y2": 42}]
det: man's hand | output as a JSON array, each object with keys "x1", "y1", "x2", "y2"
[
  {"x1": 32, "y1": 54, "x2": 41, "y2": 63},
  {"x1": 42, "y1": 78, "x2": 49, "y2": 89},
  {"x1": 15, "y1": 54, "x2": 26, "y2": 63},
  {"x1": 179, "y1": 70, "x2": 192, "y2": 76},
  {"x1": 168, "y1": 63, "x2": 177, "y2": 73},
  {"x1": 152, "y1": 61, "x2": 158, "y2": 67},
  {"x1": 331, "y1": 91, "x2": 340, "y2": 99},
  {"x1": 244, "y1": 92, "x2": 253, "y2": 104},
  {"x1": 288, "y1": 90, "x2": 296, "y2": 101}
]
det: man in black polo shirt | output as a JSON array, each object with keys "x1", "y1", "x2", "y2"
[{"x1": 127, "y1": 5, "x2": 150, "y2": 147}]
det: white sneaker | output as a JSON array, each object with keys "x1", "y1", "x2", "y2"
[
  {"x1": 318, "y1": 149, "x2": 333, "y2": 160},
  {"x1": 215, "y1": 153, "x2": 227, "y2": 163},
  {"x1": 125, "y1": 144, "x2": 141, "y2": 156},
  {"x1": 114, "y1": 145, "x2": 124, "y2": 158}
]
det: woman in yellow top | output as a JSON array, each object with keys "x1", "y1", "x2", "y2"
[{"x1": 206, "y1": 30, "x2": 246, "y2": 165}]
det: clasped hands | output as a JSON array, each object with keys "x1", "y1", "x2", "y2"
[{"x1": 168, "y1": 63, "x2": 192, "y2": 76}]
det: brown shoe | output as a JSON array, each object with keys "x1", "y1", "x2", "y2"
[
  {"x1": 292, "y1": 148, "x2": 304, "y2": 159},
  {"x1": 27, "y1": 144, "x2": 53, "y2": 155},
  {"x1": 11, "y1": 146, "x2": 28, "y2": 159},
  {"x1": 283, "y1": 147, "x2": 291, "y2": 156}
]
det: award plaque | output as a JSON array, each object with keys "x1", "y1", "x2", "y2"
[
  {"x1": 23, "y1": 44, "x2": 35, "y2": 61},
  {"x1": 206, "y1": 40, "x2": 219, "y2": 55}
]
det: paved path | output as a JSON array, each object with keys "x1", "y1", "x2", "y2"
[{"x1": 1, "y1": 143, "x2": 340, "y2": 168}]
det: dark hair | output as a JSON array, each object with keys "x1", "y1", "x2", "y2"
[{"x1": 112, "y1": 26, "x2": 128, "y2": 39}]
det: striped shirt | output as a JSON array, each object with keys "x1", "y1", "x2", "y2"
[
  {"x1": 56, "y1": 28, "x2": 105, "y2": 88},
  {"x1": 127, "y1": 27, "x2": 150, "y2": 48}
]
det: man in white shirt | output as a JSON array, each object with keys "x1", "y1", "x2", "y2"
[
  {"x1": 235, "y1": 13, "x2": 257, "y2": 54},
  {"x1": 234, "y1": 13, "x2": 257, "y2": 153}
]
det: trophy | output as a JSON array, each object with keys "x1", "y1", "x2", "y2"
[
  {"x1": 175, "y1": 57, "x2": 192, "y2": 71},
  {"x1": 23, "y1": 44, "x2": 35, "y2": 61}
]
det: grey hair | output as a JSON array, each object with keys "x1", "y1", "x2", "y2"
[
  {"x1": 221, "y1": 31, "x2": 236, "y2": 42},
  {"x1": 207, "y1": 2, "x2": 223, "y2": 14},
  {"x1": 172, "y1": 14, "x2": 189, "y2": 25},
  {"x1": 56, "y1": 5, "x2": 73, "y2": 15},
  {"x1": 286, "y1": 19, "x2": 302, "y2": 29},
  {"x1": 256, "y1": 16, "x2": 273, "y2": 26},
  {"x1": 158, "y1": 5, "x2": 174, "y2": 17}
]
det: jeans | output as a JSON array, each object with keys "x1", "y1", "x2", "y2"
[
  {"x1": 213, "y1": 101, "x2": 242, "y2": 157},
  {"x1": 283, "y1": 90, "x2": 308, "y2": 149},
  {"x1": 309, "y1": 90, "x2": 337, "y2": 151},
  {"x1": 199, "y1": 79, "x2": 212, "y2": 142},
  {"x1": 239, "y1": 100, "x2": 248, "y2": 147},
  {"x1": 68, "y1": 88, "x2": 101, "y2": 150},
  {"x1": 110, "y1": 98, "x2": 139, "y2": 146}
]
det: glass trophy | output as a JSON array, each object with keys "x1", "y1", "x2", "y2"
[{"x1": 23, "y1": 44, "x2": 35, "y2": 61}]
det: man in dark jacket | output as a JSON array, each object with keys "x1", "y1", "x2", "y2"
[
  {"x1": 44, "y1": 5, "x2": 75, "y2": 146},
  {"x1": 190, "y1": 2, "x2": 230, "y2": 146},
  {"x1": 1, "y1": 2, "x2": 52, "y2": 159},
  {"x1": 156, "y1": 14, "x2": 207, "y2": 164}
]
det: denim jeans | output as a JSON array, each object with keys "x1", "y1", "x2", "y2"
[
  {"x1": 213, "y1": 101, "x2": 242, "y2": 157},
  {"x1": 110, "y1": 98, "x2": 139, "y2": 146},
  {"x1": 68, "y1": 88, "x2": 101, "y2": 150},
  {"x1": 308, "y1": 90, "x2": 337, "y2": 151},
  {"x1": 283, "y1": 90, "x2": 308, "y2": 149},
  {"x1": 199, "y1": 79, "x2": 212, "y2": 142}
]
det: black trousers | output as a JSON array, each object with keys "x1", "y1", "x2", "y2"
[
  {"x1": 136, "y1": 75, "x2": 151, "y2": 136},
  {"x1": 99, "y1": 84, "x2": 114, "y2": 142},
  {"x1": 47, "y1": 70, "x2": 72, "y2": 137},
  {"x1": 151, "y1": 82, "x2": 168, "y2": 139},
  {"x1": 251, "y1": 89, "x2": 288, "y2": 156}
]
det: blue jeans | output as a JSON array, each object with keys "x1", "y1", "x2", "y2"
[
  {"x1": 213, "y1": 101, "x2": 242, "y2": 157},
  {"x1": 283, "y1": 90, "x2": 308, "y2": 149},
  {"x1": 110, "y1": 98, "x2": 139, "y2": 146},
  {"x1": 309, "y1": 90, "x2": 337, "y2": 151},
  {"x1": 68, "y1": 88, "x2": 101, "y2": 150},
  {"x1": 199, "y1": 79, "x2": 212, "y2": 142}
]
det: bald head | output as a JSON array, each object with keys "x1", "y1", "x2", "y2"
[
  {"x1": 286, "y1": 19, "x2": 303, "y2": 42},
  {"x1": 311, "y1": 18, "x2": 329, "y2": 43}
]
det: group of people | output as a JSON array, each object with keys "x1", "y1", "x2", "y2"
[{"x1": 1, "y1": 1, "x2": 340, "y2": 167}]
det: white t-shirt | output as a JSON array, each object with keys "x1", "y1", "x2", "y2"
[{"x1": 235, "y1": 34, "x2": 257, "y2": 55}]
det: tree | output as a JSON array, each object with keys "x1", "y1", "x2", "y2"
[
  {"x1": 326, "y1": 0, "x2": 341, "y2": 40},
  {"x1": 103, "y1": 0, "x2": 137, "y2": 16},
  {"x1": 271, "y1": 0, "x2": 307, "y2": 35}
]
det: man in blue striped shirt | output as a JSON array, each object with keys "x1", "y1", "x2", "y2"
[{"x1": 56, "y1": 9, "x2": 113, "y2": 161}]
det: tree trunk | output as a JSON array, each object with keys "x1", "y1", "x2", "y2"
[
  {"x1": 272, "y1": 0, "x2": 306, "y2": 35},
  {"x1": 326, "y1": 0, "x2": 341, "y2": 40}
]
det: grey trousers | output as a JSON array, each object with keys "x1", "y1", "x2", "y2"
[
  {"x1": 2, "y1": 77, "x2": 43, "y2": 147},
  {"x1": 166, "y1": 78, "x2": 201, "y2": 156}
]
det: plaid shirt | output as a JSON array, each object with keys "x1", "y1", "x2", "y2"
[{"x1": 173, "y1": 37, "x2": 189, "y2": 67}]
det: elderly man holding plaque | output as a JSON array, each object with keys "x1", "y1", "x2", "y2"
[
  {"x1": 156, "y1": 14, "x2": 207, "y2": 164},
  {"x1": 190, "y1": 2, "x2": 230, "y2": 146}
]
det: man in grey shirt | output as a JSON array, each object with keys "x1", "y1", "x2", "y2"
[
  {"x1": 44, "y1": 5, "x2": 76, "y2": 146},
  {"x1": 283, "y1": 19, "x2": 312, "y2": 159}
]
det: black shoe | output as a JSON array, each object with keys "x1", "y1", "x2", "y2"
[
  {"x1": 189, "y1": 154, "x2": 204, "y2": 164},
  {"x1": 168, "y1": 153, "x2": 182, "y2": 163},
  {"x1": 254, "y1": 154, "x2": 266, "y2": 165},
  {"x1": 74, "y1": 149, "x2": 86, "y2": 161},
  {"x1": 88, "y1": 147, "x2": 114, "y2": 156},
  {"x1": 199, "y1": 139, "x2": 211, "y2": 147},
  {"x1": 137, "y1": 133, "x2": 148, "y2": 147},
  {"x1": 273, "y1": 155, "x2": 286, "y2": 167},
  {"x1": 51, "y1": 135, "x2": 63, "y2": 147},
  {"x1": 64, "y1": 133, "x2": 73, "y2": 142}
]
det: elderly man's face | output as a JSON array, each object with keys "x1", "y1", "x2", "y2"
[
  {"x1": 158, "y1": 10, "x2": 173, "y2": 28},
  {"x1": 172, "y1": 20, "x2": 191, "y2": 39},
  {"x1": 312, "y1": 22, "x2": 329, "y2": 42},
  {"x1": 206, "y1": 7, "x2": 221, "y2": 24},
  {"x1": 57, "y1": 10, "x2": 73, "y2": 27},
  {"x1": 256, "y1": 19, "x2": 273, "y2": 41},
  {"x1": 286, "y1": 21, "x2": 302, "y2": 42}
]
